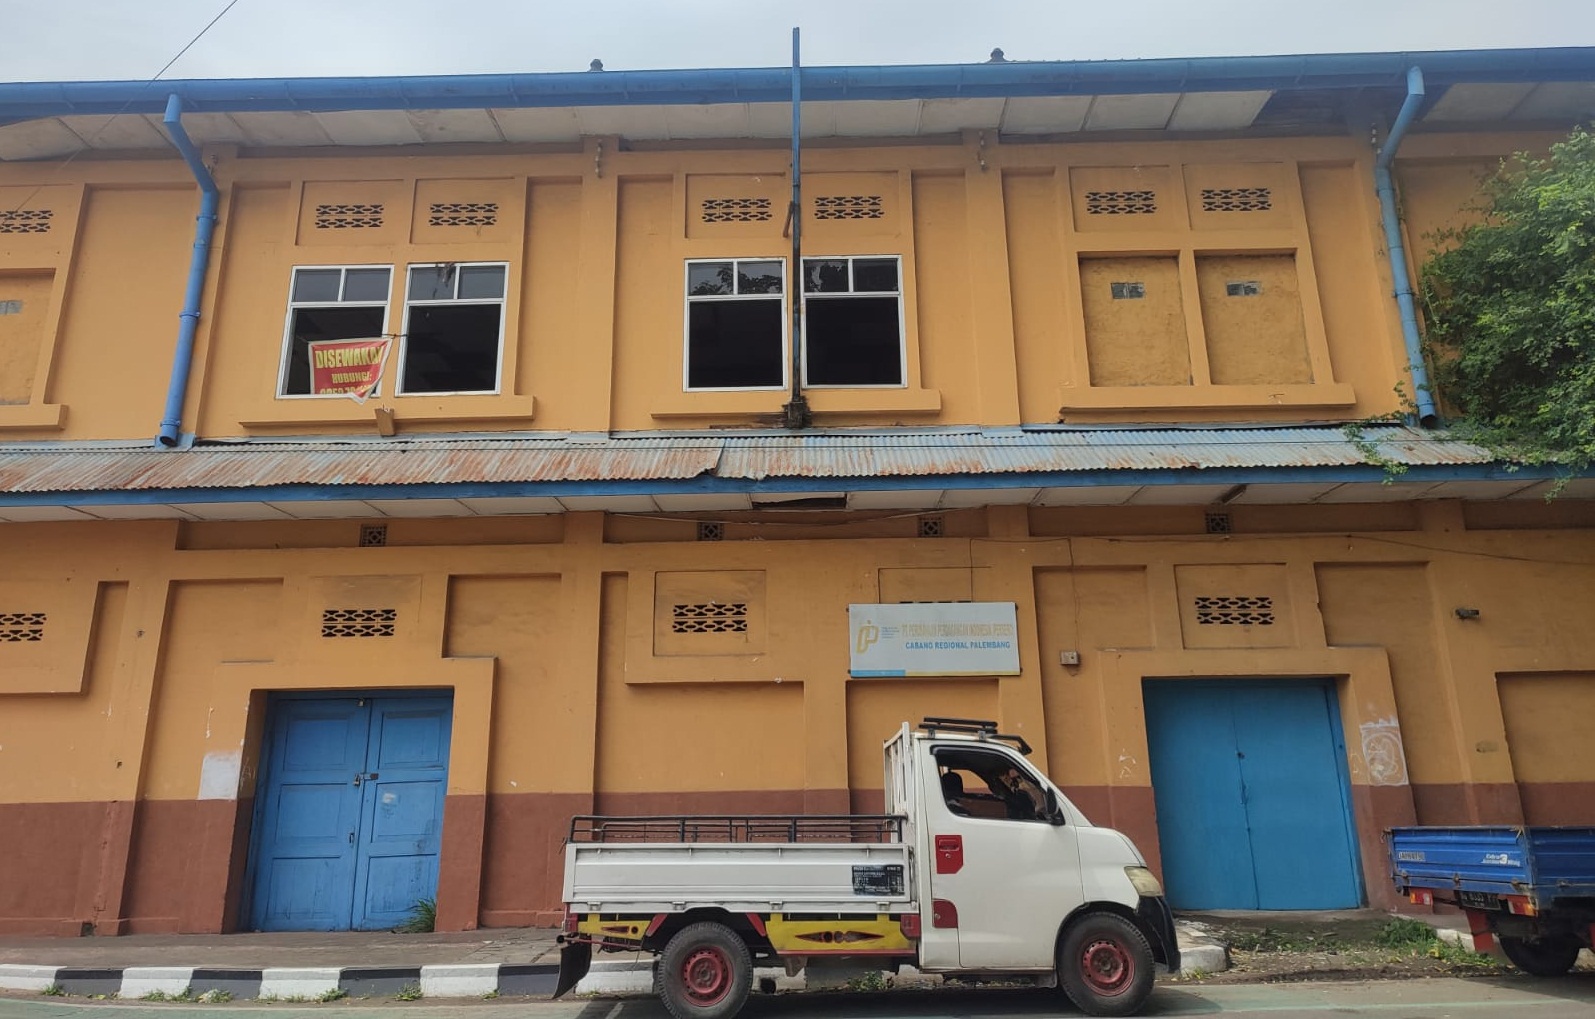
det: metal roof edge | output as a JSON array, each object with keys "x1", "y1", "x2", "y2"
[
  {"x1": 2, "y1": 47, "x2": 1592, "y2": 120},
  {"x1": 0, "y1": 461, "x2": 1562, "y2": 508}
]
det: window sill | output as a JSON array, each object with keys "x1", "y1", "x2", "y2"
[
  {"x1": 652, "y1": 387, "x2": 942, "y2": 419},
  {"x1": 239, "y1": 394, "x2": 536, "y2": 429},
  {"x1": 0, "y1": 403, "x2": 66, "y2": 430},
  {"x1": 1057, "y1": 383, "x2": 1355, "y2": 413}
]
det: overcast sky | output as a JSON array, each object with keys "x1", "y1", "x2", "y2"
[{"x1": 2, "y1": 0, "x2": 1593, "y2": 82}]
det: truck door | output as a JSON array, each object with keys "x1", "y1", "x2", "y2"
[{"x1": 925, "y1": 744, "x2": 1083, "y2": 969}]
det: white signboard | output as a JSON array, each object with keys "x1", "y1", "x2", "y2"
[{"x1": 849, "y1": 602, "x2": 1020, "y2": 677}]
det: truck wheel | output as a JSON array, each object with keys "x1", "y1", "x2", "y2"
[
  {"x1": 655, "y1": 921, "x2": 753, "y2": 1019},
  {"x1": 1500, "y1": 934, "x2": 1582, "y2": 976},
  {"x1": 1057, "y1": 912, "x2": 1155, "y2": 1017}
]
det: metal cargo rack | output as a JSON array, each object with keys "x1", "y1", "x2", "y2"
[{"x1": 568, "y1": 814, "x2": 903, "y2": 844}]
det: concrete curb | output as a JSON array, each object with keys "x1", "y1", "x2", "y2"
[
  {"x1": 0, "y1": 962, "x2": 559, "y2": 1000},
  {"x1": 1173, "y1": 920, "x2": 1231, "y2": 977}
]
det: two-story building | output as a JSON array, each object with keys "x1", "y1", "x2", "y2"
[{"x1": 2, "y1": 46, "x2": 1594, "y2": 937}]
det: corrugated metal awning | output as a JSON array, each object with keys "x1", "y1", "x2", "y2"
[{"x1": 0, "y1": 425, "x2": 1580, "y2": 522}]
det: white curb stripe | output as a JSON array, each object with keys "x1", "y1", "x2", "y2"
[
  {"x1": 120, "y1": 967, "x2": 196, "y2": 997},
  {"x1": 0, "y1": 965, "x2": 60, "y2": 992},
  {"x1": 258, "y1": 968, "x2": 341, "y2": 999},
  {"x1": 419, "y1": 964, "x2": 499, "y2": 998}
]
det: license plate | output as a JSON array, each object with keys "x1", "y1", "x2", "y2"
[{"x1": 1458, "y1": 891, "x2": 1502, "y2": 910}]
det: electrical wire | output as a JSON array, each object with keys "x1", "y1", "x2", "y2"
[{"x1": 4, "y1": 0, "x2": 243, "y2": 218}]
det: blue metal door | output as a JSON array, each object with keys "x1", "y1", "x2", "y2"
[
  {"x1": 249, "y1": 694, "x2": 452, "y2": 931},
  {"x1": 1143, "y1": 680, "x2": 1361, "y2": 910}
]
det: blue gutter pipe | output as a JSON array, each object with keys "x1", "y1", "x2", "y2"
[
  {"x1": 1374, "y1": 67, "x2": 1438, "y2": 427},
  {"x1": 2, "y1": 48, "x2": 1592, "y2": 120},
  {"x1": 156, "y1": 94, "x2": 219, "y2": 448}
]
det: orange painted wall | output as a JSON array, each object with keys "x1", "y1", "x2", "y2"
[{"x1": 0, "y1": 131, "x2": 1567, "y2": 442}]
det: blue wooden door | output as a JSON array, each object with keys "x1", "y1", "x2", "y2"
[
  {"x1": 1143, "y1": 680, "x2": 1361, "y2": 910},
  {"x1": 351, "y1": 697, "x2": 452, "y2": 930},
  {"x1": 250, "y1": 694, "x2": 452, "y2": 931}
]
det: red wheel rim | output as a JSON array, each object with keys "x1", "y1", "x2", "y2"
[
  {"x1": 681, "y1": 945, "x2": 733, "y2": 1006},
  {"x1": 1080, "y1": 937, "x2": 1134, "y2": 996}
]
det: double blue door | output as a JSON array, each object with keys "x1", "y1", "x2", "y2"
[
  {"x1": 249, "y1": 694, "x2": 452, "y2": 931},
  {"x1": 1143, "y1": 680, "x2": 1361, "y2": 910}
]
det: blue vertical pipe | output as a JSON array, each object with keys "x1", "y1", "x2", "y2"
[
  {"x1": 156, "y1": 93, "x2": 219, "y2": 447},
  {"x1": 1373, "y1": 67, "x2": 1438, "y2": 427}
]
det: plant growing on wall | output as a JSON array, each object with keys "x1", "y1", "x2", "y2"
[{"x1": 1421, "y1": 127, "x2": 1595, "y2": 478}]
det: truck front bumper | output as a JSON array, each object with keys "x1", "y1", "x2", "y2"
[{"x1": 1137, "y1": 895, "x2": 1181, "y2": 972}]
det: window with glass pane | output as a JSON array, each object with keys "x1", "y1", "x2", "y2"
[
  {"x1": 279, "y1": 266, "x2": 393, "y2": 396},
  {"x1": 685, "y1": 258, "x2": 785, "y2": 390},
  {"x1": 399, "y1": 263, "x2": 507, "y2": 394},
  {"x1": 802, "y1": 256, "x2": 904, "y2": 386}
]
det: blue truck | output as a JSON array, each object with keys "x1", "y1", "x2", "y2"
[{"x1": 1389, "y1": 826, "x2": 1595, "y2": 975}]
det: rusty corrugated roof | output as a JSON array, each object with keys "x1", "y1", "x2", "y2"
[{"x1": 0, "y1": 426, "x2": 1494, "y2": 495}]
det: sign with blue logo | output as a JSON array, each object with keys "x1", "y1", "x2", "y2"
[{"x1": 849, "y1": 602, "x2": 1021, "y2": 677}]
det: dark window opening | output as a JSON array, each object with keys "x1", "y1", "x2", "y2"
[
  {"x1": 282, "y1": 305, "x2": 386, "y2": 396},
  {"x1": 688, "y1": 300, "x2": 784, "y2": 389},
  {"x1": 805, "y1": 296, "x2": 902, "y2": 386},
  {"x1": 1111, "y1": 281, "x2": 1146, "y2": 299},
  {"x1": 801, "y1": 256, "x2": 904, "y2": 387},
  {"x1": 685, "y1": 259, "x2": 785, "y2": 390},
  {"x1": 279, "y1": 266, "x2": 392, "y2": 396},
  {"x1": 401, "y1": 304, "x2": 502, "y2": 393},
  {"x1": 399, "y1": 264, "x2": 506, "y2": 395}
]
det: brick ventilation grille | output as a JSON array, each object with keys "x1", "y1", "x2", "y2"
[
  {"x1": 358, "y1": 524, "x2": 388, "y2": 547},
  {"x1": 321, "y1": 608, "x2": 397, "y2": 637},
  {"x1": 701, "y1": 198, "x2": 772, "y2": 223},
  {"x1": 429, "y1": 202, "x2": 499, "y2": 227},
  {"x1": 672, "y1": 603, "x2": 748, "y2": 634},
  {"x1": 1085, "y1": 190, "x2": 1157, "y2": 215},
  {"x1": 0, "y1": 612, "x2": 45, "y2": 642},
  {"x1": 1203, "y1": 511, "x2": 1232, "y2": 534},
  {"x1": 697, "y1": 521, "x2": 725, "y2": 541},
  {"x1": 918, "y1": 516, "x2": 944, "y2": 537},
  {"x1": 813, "y1": 195, "x2": 884, "y2": 220},
  {"x1": 1195, "y1": 595, "x2": 1274, "y2": 625},
  {"x1": 1201, "y1": 187, "x2": 1272, "y2": 212},
  {"x1": 0, "y1": 210, "x2": 53, "y2": 234},
  {"x1": 314, "y1": 204, "x2": 385, "y2": 229}
]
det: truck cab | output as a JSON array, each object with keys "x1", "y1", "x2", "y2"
[{"x1": 557, "y1": 717, "x2": 1177, "y2": 1018}]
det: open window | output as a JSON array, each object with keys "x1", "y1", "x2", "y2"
[
  {"x1": 277, "y1": 266, "x2": 392, "y2": 397},
  {"x1": 802, "y1": 256, "x2": 904, "y2": 387},
  {"x1": 684, "y1": 258, "x2": 786, "y2": 390},
  {"x1": 934, "y1": 747, "x2": 1054, "y2": 823},
  {"x1": 398, "y1": 263, "x2": 507, "y2": 395}
]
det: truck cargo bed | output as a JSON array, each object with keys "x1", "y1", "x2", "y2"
[
  {"x1": 1390, "y1": 825, "x2": 1595, "y2": 904},
  {"x1": 564, "y1": 814, "x2": 913, "y2": 914}
]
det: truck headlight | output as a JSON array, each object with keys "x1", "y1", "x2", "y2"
[{"x1": 1125, "y1": 866, "x2": 1163, "y2": 897}]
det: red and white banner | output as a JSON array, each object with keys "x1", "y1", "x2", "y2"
[{"x1": 308, "y1": 337, "x2": 392, "y2": 401}]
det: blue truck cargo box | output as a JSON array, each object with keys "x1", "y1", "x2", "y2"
[{"x1": 1389, "y1": 826, "x2": 1595, "y2": 905}]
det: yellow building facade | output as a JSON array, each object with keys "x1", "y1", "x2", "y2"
[{"x1": 2, "y1": 49, "x2": 1594, "y2": 934}]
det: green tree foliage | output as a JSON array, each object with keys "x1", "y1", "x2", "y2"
[{"x1": 1422, "y1": 127, "x2": 1595, "y2": 473}]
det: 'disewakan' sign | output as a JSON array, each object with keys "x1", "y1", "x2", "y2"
[{"x1": 308, "y1": 337, "x2": 391, "y2": 399}]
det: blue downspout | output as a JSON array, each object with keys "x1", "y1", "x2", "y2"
[
  {"x1": 156, "y1": 93, "x2": 219, "y2": 447},
  {"x1": 1373, "y1": 66, "x2": 1439, "y2": 427}
]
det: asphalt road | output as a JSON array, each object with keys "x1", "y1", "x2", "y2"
[{"x1": 5, "y1": 977, "x2": 1595, "y2": 1019}]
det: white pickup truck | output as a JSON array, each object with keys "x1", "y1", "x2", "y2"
[{"x1": 554, "y1": 717, "x2": 1178, "y2": 1018}]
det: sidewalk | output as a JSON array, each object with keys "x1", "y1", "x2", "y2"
[{"x1": 0, "y1": 920, "x2": 1226, "y2": 1000}]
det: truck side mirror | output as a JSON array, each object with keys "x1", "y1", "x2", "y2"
[{"x1": 1045, "y1": 788, "x2": 1066, "y2": 825}]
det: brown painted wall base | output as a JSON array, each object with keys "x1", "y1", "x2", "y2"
[{"x1": 5, "y1": 780, "x2": 1588, "y2": 934}]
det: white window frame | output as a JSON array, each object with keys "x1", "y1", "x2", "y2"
[
  {"x1": 275, "y1": 264, "x2": 395, "y2": 400},
  {"x1": 396, "y1": 261, "x2": 510, "y2": 397},
  {"x1": 682, "y1": 257, "x2": 789, "y2": 392},
  {"x1": 799, "y1": 254, "x2": 908, "y2": 390}
]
